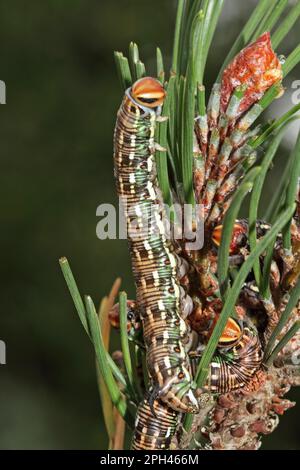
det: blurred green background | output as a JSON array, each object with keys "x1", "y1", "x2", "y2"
[{"x1": 1, "y1": 0, "x2": 300, "y2": 449}]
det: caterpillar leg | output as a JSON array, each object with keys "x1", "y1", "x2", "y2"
[
  {"x1": 148, "y1": 383, "x2": 199, "y2": 417},
  {"x1": 153, "y1": 378, "x2": 199, "y2": 413}
]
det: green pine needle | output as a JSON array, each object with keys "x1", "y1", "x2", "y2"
[
  {"x1": 181, "y1": 75, "x2": 196, "y2": 205},
  {"x1": 194, "y1": 0, "x2": 224, "y2": 86},
  {"x1": 114, "y1": 52, "x2": 132, "y2": 90},
  {"x1": 282, "y1": 129, "x2": 300, "y2": 249},
  {"x1": 217, "y1": 0, "x2": 273, "y2": 80},
  {"x1": 260, "y1": 233, "x2": 277, "y2": 299},
  {"x1": 181, "y1": 9, "x2": 206, "y2": 205},
  {"x1": 156, "y1": 47, "x2": 165, "y2": 83},
  {"x1": 251, "y1": 106, "x2": 300, "y2": 149},
  {"x1": 248, "y1": 129, "x2": 285, "y2": 291},
  {"x1": 59, "y1": 259, "x2": 130, "y2": 412},
  {"x1": 178, "y1": 0, "x2": 202, "y2": 75},
  {"x1": 282, "y1": 43, "x2": 300, "y2": 77},
  {"x1": 155, "y1": 84, "x2": 173, "y2": 206},
  {"x1": 265, "y1": 321, "x2": 300, "y2": 367},
  {"x1": 217, "y1": 167, "x2": 261, "y2": 300},
  {"x1": 130, "y1": 343, "x2": 144, "y2": 401},
  {"x1": 135, "y1": 60, "x2": 146, "y2": 80},
  {"x1": 85, "y1": 295, "x2": 135, "y2": 428},
  {"x1": 258, "y1": 81, "x2": 283, "y2": 110},
  {"x1": 197, "y1": 84, "x2": 206, "y2": 116},
  {"x1": 263, "y1": 144, "x2": 294, "y2": 223},
  {"x1": 59, "y1": 257, "x2": 89, "y2": 334},
  {"x1": 272, "y1": 1, "x2": 300, "y2": 49},
  {"x1": 264, "y1": 277, "x2": 300, "y2": 362},
  {"x1": 119, "y1": 291, "x2": 139, "y2": 404},
  {"x1": 251, "y1": 0, "x2": 288, "y2": 42},
  {"x1": 171, "y1": 0, "x2": 185, "y2": 74},
  {"x1": 129, "y1": 42, "x2": 142, "y2": 82}
]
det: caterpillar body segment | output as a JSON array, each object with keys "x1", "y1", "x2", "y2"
[{"x1": 131, "y1": 393, "x2": 178, "y2": 450}]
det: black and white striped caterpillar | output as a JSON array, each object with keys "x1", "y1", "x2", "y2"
[{"x1": 113, "y1": 77, "x2": 199, "y2": 413}]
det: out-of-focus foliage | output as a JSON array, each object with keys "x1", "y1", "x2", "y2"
[{"x1": 0, "y1": 0, "x2": 299, "y2": 449}]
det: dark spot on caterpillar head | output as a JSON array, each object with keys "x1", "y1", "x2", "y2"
[
  {"x1": 138, "y1": 97, "x2": 158, "y2": 104},
  {"x1": 178, "y1": 372, "x2": 184, "y2": 379},
  {"x1": 174, "y1": 346, "x2": 181, "y2": 353}
]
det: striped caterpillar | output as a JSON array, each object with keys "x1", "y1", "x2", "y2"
[
  {"x1": 113, "y1": 77, "x2": 199, "y2": 413},
  {"x1": 190, "y1": 319, "x2": 262, "y2": 394}
]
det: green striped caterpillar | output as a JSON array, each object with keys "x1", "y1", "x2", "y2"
[{"x1": 113, "y1": 77, "x2": 199, "y2": 414}]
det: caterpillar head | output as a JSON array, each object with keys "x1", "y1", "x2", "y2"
[
  {"x1": 218, "y1": 317, "x2": 243, "y2": 348},
  {"x1": 131, "y1": 77, "x2": 166, "y2": 108},
  {"x1": 212, "y1": 220, "x2": 248, "y2": 254}
]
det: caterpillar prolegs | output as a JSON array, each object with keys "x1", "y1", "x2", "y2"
[{"x1": 113, "y1": 77, "x2": 199, "y2": 413}]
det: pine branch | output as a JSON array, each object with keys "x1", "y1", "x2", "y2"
[{"x1": 184, "y1": 204, "x2": 296, "y2": 433}]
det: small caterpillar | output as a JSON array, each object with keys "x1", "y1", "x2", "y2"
[
  {"x1": 212, "y1": 219, "x2": 279, "y2": 255},
  {"x1": 113, "y1": 77, "x2": 198, "y2": 413},
  {"x1": 190, "y1": 320, "x2": 262, "y2": 393},
  {"x1": 208, "y1": 323, "x2": 262, "y2": 393}
]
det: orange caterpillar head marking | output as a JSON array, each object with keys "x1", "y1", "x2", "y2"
[
  {"x1": 212, "y1": 221, "x2": 247, "y2": 254},
  {"x1": 218, "y1": 317, "x2": 243, "y2": 348},
  {"x1": 131, "y1": 77, "x2": 166, "y2": 108}
]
